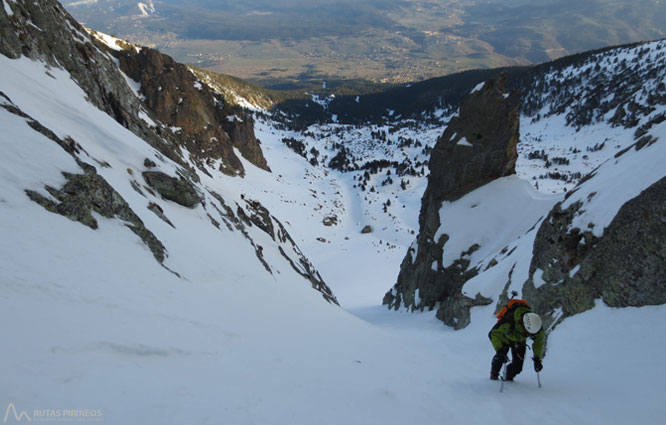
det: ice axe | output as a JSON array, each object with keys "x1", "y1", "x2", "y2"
[
  {"x1": 499, "y1": 359, "x2": 509, "y2": 393},
  {"x1": 532, "y1": 354, "x2": 543, "y2": 388}
]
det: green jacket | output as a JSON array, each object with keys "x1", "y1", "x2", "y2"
[{"x1": 489, "y1": 306, "x2": 545, "y2": 359}]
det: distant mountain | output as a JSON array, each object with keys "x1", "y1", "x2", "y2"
[{"x1": 60, "y1": 0, "x2": 666, "y2": 84}]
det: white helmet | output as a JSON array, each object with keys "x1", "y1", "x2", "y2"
[{"x1": 522, "y1": 312, "x2": 543, "y2": 334}]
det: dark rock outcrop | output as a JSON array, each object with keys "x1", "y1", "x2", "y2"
[
  {"x1": 426, "y1": 77, "x2": 519, "y2": 203},
  {"x1": 384, "y1": 76, "x2": 519, "y2": 329},
  {"x1": 523, "y1": 175, "x2": 666, "y2": 330},
  {"x1": 26, "y1": 165, "x2": 167, "y2": 263},
  {"x1": 142, "y1": 171, "x2": 203, "y2": 208},
  {"x1": 241, "y1": 198, "x2": 338, "y2": 304},
  {"x1": 206, "y1": 191, "x2": 338, "y2": 305},
  {"x1": 116, "y1": 48, "x2": 269, "y2": 176}
]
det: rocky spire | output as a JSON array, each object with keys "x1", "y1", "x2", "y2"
[{"x1": 384, "y1": 75, "x2": 520, "y2": 329}]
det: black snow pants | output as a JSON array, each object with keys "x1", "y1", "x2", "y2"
[{"x1": 491, "y1": 342, "x2": 526, "y2": 380}]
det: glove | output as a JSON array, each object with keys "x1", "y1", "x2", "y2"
[{"x1": 533, "y1": 357, "x2": 543, "y2": 372}]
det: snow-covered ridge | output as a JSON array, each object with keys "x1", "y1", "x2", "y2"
[
  {"x1": 188, "y1": 67, "x2": 273, "y2": 111},
  {"x1": 523, "y1": 40, "x2": 666, "y2": 129},
  {"x1": 515, "y1": 40, "x2": 666, "y2": 193}
]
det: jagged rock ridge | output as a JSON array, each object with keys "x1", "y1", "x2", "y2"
[
  {"x1": 0, "y1": 0, "x2": 337, "y2": 304},
  {"x1": 1, "y1": 0, "x2": 270, "y2": 178}
]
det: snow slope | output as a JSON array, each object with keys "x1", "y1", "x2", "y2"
[{"x1": 2, "y1": 40, "x2": 666, "y2": 425}]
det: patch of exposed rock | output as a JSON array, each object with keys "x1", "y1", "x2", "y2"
[
  {"x1": 26, "y1": 163, "x2": 167, "y2": 263},
  {"x1": 522, "y1": 176, "x2": 666, "y2": 331},
  {"x1": 241, "y1": 198, "x2": 338, "y2": 305},
  {"x1": 142, "y1": 171, "x2": 203, "y2": 208},
  {"x1": 384, "y1": 75, "x2": 519, "y2": 329}
]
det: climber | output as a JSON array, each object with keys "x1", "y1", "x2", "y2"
[{"x1": 488, "y1": 300, "x2": 545, "y2": 381}]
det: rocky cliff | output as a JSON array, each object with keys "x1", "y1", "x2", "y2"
[
  {"x1": 116, "y1": 47, "x2": 269, "y2": 176},
  {"x1": 522, "y1": 175, "x2": 666, "y2": 331},
  {"x1": 383, "y1": 76, "x2": 520, "y2": 329}
]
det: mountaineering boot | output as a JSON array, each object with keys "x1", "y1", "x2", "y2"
[
  {"x1": 505, "y1": 363, "x2": 520, "y2": 381},
  {"x1": 490, "y1": 352, "x2": 507, "y2": 381}
]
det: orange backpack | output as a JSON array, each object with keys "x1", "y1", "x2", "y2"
[{"x1": 495, "y1": 299, "x2": 529, "y2": 323}]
